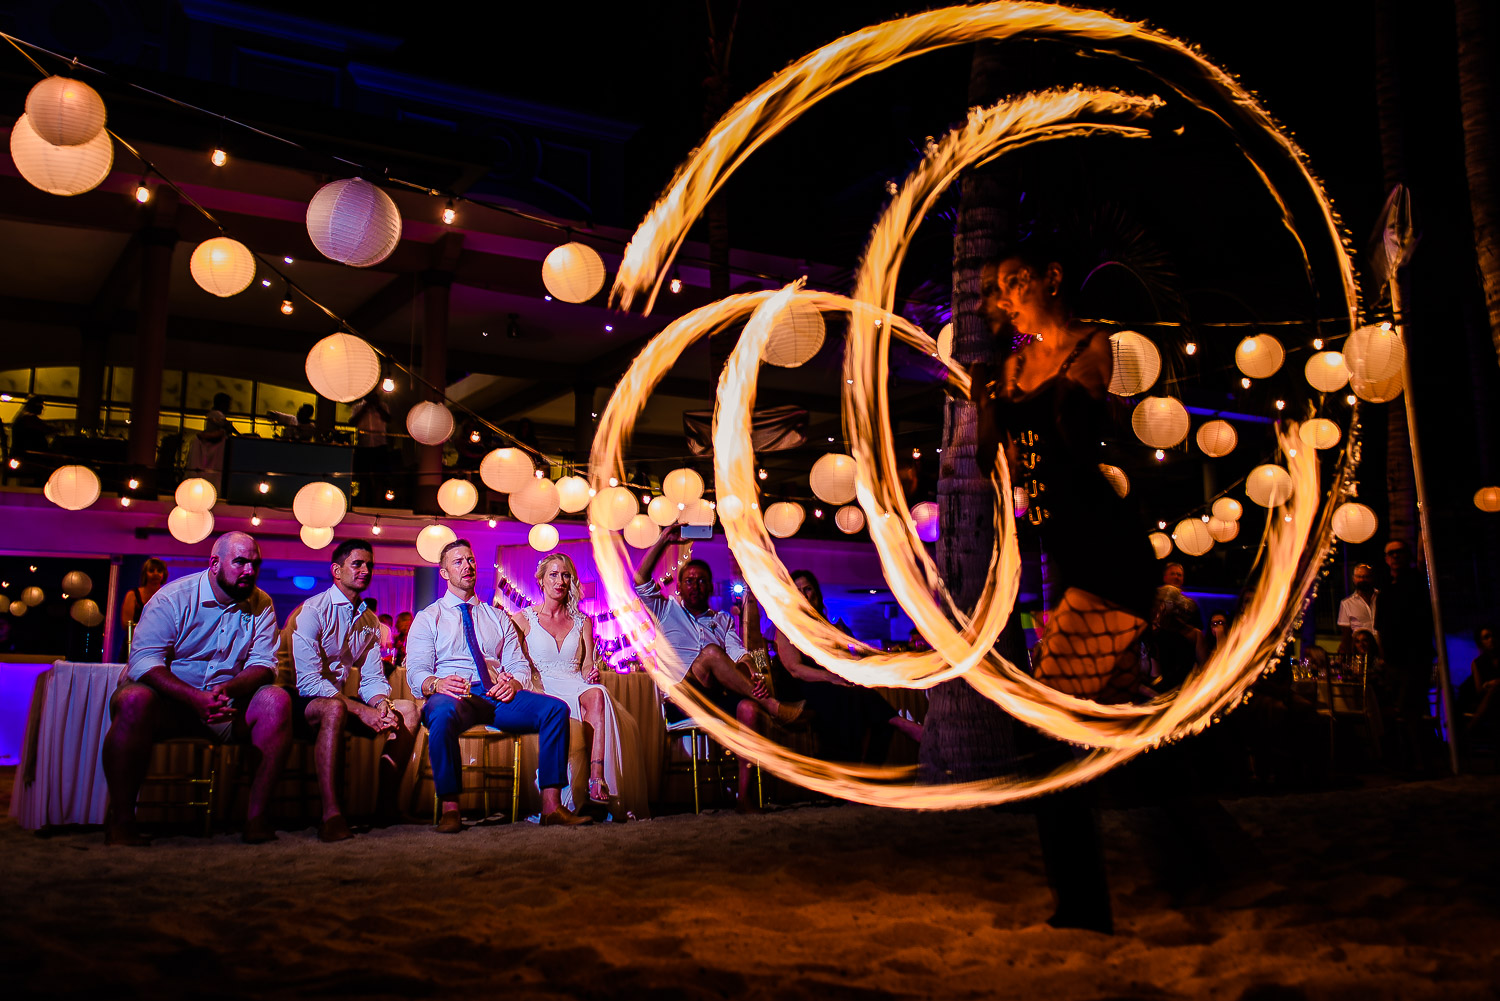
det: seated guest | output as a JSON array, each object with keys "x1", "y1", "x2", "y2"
[
  {"x1": 780, "y1": 569, "x2": 920, "y2": 763},
  {"x1": 185, "y1": 392, "x2": 238, "y2": 490},
  {"x1": 394, "y1": 610, "x2": 413, "y2": 667},
  {"x1": 103, "y1": 531, "x2": 290, "y2": 845},
  {"x1": 407, "y1": 539, "x2": 590, "y2": 831},
  {"x1": 1336, "y1": 563, "x2": 1378, "y2": 659},
  {"x1": 285, "y1": 539, "x2": 418, "y2": 840}
]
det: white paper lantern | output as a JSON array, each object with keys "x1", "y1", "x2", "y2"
[
  {"x1": 293, "y1": 481, "x2": 347, "y2": 529},
  {"x1": 1235, "y1": 334, "x2": 1285, "y2": 379},
  {"x1": 541, "y1": 242, "x2": 606, "y2": 303},
  {"x1": 25, "y1": 76, "x2": 106, "y2": 146},
  {"x1": 8, "y1": 601, "x2": 25, "y2": 617},
  {"x1": 70, "y1": 598, "x2": 104, "y2": 627},
  {"x1": 1345, "y1": 325, "x2": 1405, "y2": 384},
  {"x1": 1299, "y1": 418, "x2": 1342, "y2": 450},
  {"x1": 416, "y1": 524, "x2": 458, "y2": 564},
  {"x1": 436, "y1": 478, "x2": 479, "y2": 517},
  {"x1": 555, "y1": 475, "x2": 592, "y2": 513},
  {"x1": 624, "y1": 514, "x2": 659, "y2": 549},
  {"x1": 718, "y1": 495, "x2": 745, "y2": 522},
  {"x1": 1350, "y1": 370, "x2": 1404, "y2": 403},
  {"x1": 662, "y1": 468, "x2": 705, "y2": 506},
  {"x1": 647, "y1": 495, "x2": 677, "y2": 527},
  {"x1": 1107, "y1": 331, "x2": 1161, "y2": 396},
  {"x1": 764, "y1": 501, "x2": 805, "y2": 538},
  {"x1": 1149, "y1": 532, "x2": 1173, "y2": 560},
  {"x1": 809, "y1": 452, "x2": 858, "y2": 505},
  {"x1": 1195, "y1": 420, "x2": 1237, "y2": 458},
  {"x1": 189, "y1": 237, "x2": 256, "y2": 298},
  {"x1": 1475, "y1": 487, "x2": 1500, "y2": 513},
  {"x1": 681, "y1": 497, "x2": 716, "y2": 527},
  {"x1": 22, "y1": 586, "x2": 44, "y2": 607},
  {"x1": 509, "y1": 477, "x2": 560, "y2": 525},
  {"x1": 762, "y1": 301, "x2": 825, "y2": 368},
  {"x1": 1207, "y1": 517, "x2": 1240, "y2": 543},
  {"x1": 479, "y1": 448, "x2": 535, "y2": 493},
  {"x1": 1097, "y1": 464, "x2": 1129, "y2": 498},
  {"x1": 306, "y1": 178, "x2": 402, "y2": 268},
  {"x1": 305, "y1": 333, "x2": 381, "y2": 403},
  {"x1": 1304, "y1": 351, "x2": 1350, "y2": 393},
  {"x1": 175, "y1": 476, "x2": 217, "y2": 514},
  {"x1": 61, "y1": 571, "x2": 92, "y2": 599},
  {"x1": 168, "y1": 506, "x2": 214, "y2": 545},
  {"x1": 913, "y1": 501, "x2": 940, "y2": 543},
  {"x1": 589, "y1": 486, "x2": 638, "y2": 531},
  {"x1": 1331, "y1": 502, "x2": 1378, "y2": 543},
  {"x1": 45, "y1": 465, "x2": 100, "y2": 511},
  {"x1": 10, "y1": 113, "x2": 113, "y2": 196},
  {"x1": 936, "y1": 322, "x2": 954, "y2": 365},
  {"x1": 407, "y1": 402, "x2": 454, "y2": 446},
  {"x1": 1132, "y1": 396, "x2": 1190, "y2": 448},
  {"x1": 1245, "y1": 464, "x2": 1294, "y2": 508},
  {"x1": 300, "y1": 525, "x2": 334, "y2": 550},
  {"x1": 1211, "y1": 497, "x2": 1243, "y2": 522},
  {"x1": 1173, "y1": 518, "x2": 1214, "y2": 557},
  {"x1": 528, "y1": 522, "x2": 560, "y2": 552},
  {"x1": 834, "y1": 504, "x2": 865, "y2": 534}
]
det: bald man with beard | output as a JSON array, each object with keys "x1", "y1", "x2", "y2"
[{"x1": 103, "y1": 531, "x2": 291, "y2": 845}]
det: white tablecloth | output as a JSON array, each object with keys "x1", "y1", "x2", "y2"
[{"x1": 10, "y1": 661, "x2": 121, "y2": 829}]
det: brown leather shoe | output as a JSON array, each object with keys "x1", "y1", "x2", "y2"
[
  {"x1": 540, "y1": 806, "x2": 593, "y2": 827},
  {"x1": 435, "y1": 810, "x2": 464, "y2": 834},
  {"x1": 242, "y1": 817, "x2": 278, "y2": 844},
  {"x1": 104, "y1": 819, "x2": 150, "y2": 847},
  {"x1": 318, "y1": 814, "x2": 353, "y2": 842}
]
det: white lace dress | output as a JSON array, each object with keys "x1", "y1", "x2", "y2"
[{"x1": 523, "y1": 607, "x2": 649, "y2": 819}]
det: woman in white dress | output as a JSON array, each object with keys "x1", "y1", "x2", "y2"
[{"x1": 513, "y1": 553, "x2": 648, "y2": 819}]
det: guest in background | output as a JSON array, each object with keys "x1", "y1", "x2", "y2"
[
  {"x1": 1197, "y1": 611, "x2": 1229, "y2": 667},
  {"x1": 1149, "y1": 563, "x2": 1201, "y2": 691},
  {"x1": 394, "y1": 610, "x2": 413, "y2": 666},
  {"x1": 120, "y1": 558, "x2": 169, "y2": 653},
  {"x1": 291, "y1": 403, "x2": 317, "y2": 442},
  {"x1": 102, "y1": 531, "x2": 290, "y2": 846},
  {"x1": 1337, "y1": 564, "x2": 1378, "y2": 659},
  {"x1": 185, "y1": 393, "x2": 238, "y2": 490},
  {"x1": 1461, "y1": 624, "x2": 1498, "y2": 741},
  {"x1": 9, "y1": 395, "x2": 54, "y2": 481},
  {"x1": 1375, "y1": 540, "x2": 1439, "y2": 772}
]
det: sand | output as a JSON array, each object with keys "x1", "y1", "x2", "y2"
[{"x1": 1, "y1": 772, "x2": 1497, "y2": 1000}]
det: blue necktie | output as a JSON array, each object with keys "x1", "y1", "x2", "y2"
[{"x1": 457, "y1": 603, "x2": 495, "y2": 691}]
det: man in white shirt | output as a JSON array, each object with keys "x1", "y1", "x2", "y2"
[
  {"x1": 284, "y1": 539, "x2": 418, "y2": 841},
  {"x1": 407, "y1": 539, "x2": 590, "y2": 831},
  {"x1": 1337, "y1": 563, "x2": 1378, "y2": 657},
  {"x1": 103, "y1": 531, "x2": 291, "y2": 846}
]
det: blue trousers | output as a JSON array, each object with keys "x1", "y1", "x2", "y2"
[{"x1": 423, "y1": 690, "x2": 570, "y2": 798}]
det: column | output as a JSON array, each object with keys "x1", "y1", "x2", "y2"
[
  {"x1": 125, "y1": 191, "x2": 179, "y2": 484},
  {"x1": 415, "y1": 270, "x2": 451, "y2": 512}
]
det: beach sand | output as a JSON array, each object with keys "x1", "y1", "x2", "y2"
[{"x1": 2, "y1": 771, "x2": 1497, "y2": 1000}]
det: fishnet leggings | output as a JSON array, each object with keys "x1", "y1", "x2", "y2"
[{"x1": 1033, "y1": 588, "x2": 1148, "y2": 703}]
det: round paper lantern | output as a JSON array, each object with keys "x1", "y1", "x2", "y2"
[
  {"x1": 479, "y1": 448, "x2": 535, "y2": 493},
  {"x1": 809, "y1": 452, "x2": 858, "y2": 505},
  {"x1": 1345, "y1": 325, "x2": 1405, "y2": 384},
  {"x1": 416, "y1": 524, "x2": 457, "y2": 564},
  {"x1": 647, "y1": 495, "x2": 677, "y2": 527},
  {"x1": 1132, "y1": 396, "x2": 1190, "y2": 448},
  {"x1": 1331, "y1": 502, "x2": 1378, "y2": 543},
  {"x1": 10, "y1": 113, "x2": 113, "y2": 196},
  {"x1": 1097, "y1": 464, "x2": 1129, "y2": 498},
  {"x1": 541, "y1": 242, "x2": 606, "y2": 303},
  {"x1": 589, "y1": 486, "x2": 638, "y2": 531},
  {"x1": 8, "y1": 601, "x2": 25, "y2": 617},
  {"x1": 407, "y1": 402, "x2": 454, "y2": 446},
  {"x1": 762, "y1": 301, "x2": 825, "y2": 368},
  {"x1": 1245, "y1": 464, "x2": 1294, "y2": 508},
  {"x1": 509, "y1": 477, "x2": 561, "y2": 525},
  {"x1": 70, "y1": 598, "x2": 104, "y2": 627},
  {"x1": 764, "y1": 501, "x2": 805, "y2": 538},
  {"x1": 300, "y1": 525, "x2": 334, "y2": 550},
  {"x1": 1107, "y1": 331, "x2": 1161, "y2": 396},
  {"x1": 1350, "y1": 370, "x2": 1404, "y2": 403},
  {"x1": 22, "y1": 586, "x2": 44, "y2": 607},
  {"x1": 45, "y1": 465, "x2": 100, "y2": 510},
  {"x1": 624, "y1": 514, "x2": 658, "y2": 549},
  {"x1": 189, "y1": 237, "x2": 256, "y2": 298},
  {"x1": 1304, "y1": 351, "x2": 1350, "y2": 393},
  {"x1": 718, "y1": 495, "x2": 746, "y2": 522},
  {"x1": 25, "y1": 76, "x2": 106, "y2": 146},
  {"x1": 1211, "y1": 497, "x2": 1243, "y2": 522},
  {"x1": 1299, "y1": 418, "x2": 1342, "y2": 450},
  {"x1": 1235, "y1": 334, "x2": 1285, "y2": 379},
  {"x1": 1195, "y1": 420, "x2": 1237, "y2": 458},
  {"x1": 306, "y1": 178, "x2": 402, "y2": 268},
  {"x1": 681, "y1": 497, "x2": 716, "y2": 527},
  {"x1": 61, "y1": 571, "x2": 92, "y2": 599},
  {"x1": 1149, "y1": 532, "x2": 1173, "y2": 560},
  {"x1": 835, "y1": 504, "x2": 866, "y2": 534},
  {"x1": 936, "y1": 322, "x2": 954, "y2": 365},
  {"x1": 528, "y1": 522, "x2": 560, "y2": 552},
  {"x1": 293, "y1": 481, "x2": 347, "y2": 529},
  {"x1": 1475, "y1": 487, "x2": 1500, "y2": 513},
  {"x1": 175, "y1": 476, "x2": 217, "y2": 514},
  {"x1": 1173, "y1": 518, "x2": 1214, "y2": 557},
  {"x1": 556, "y1": 475, "x2": 592, "y2": 513},
  {"x1": 305, "y1": 333, "x2": 381, "y2": 403},
  {"x1": 1207, "y1": 517, "x2": 1240, "y2": 543},
  {"x1": 436, "y1": 478, "x2": 479, "y2": 517},
  {"x1": 168, "y1": 506, "x2": 214, "y2": 545},
  {"x1": 662, "y1": 468, "x2": 705, "y2": 506},
  {"x1": 913, "y1": 501, "x2": 940, "y2": 543}
]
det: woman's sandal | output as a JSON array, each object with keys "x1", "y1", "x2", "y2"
[{"x1": 588, "y1": 761, "x2": 609, "y2": 804}]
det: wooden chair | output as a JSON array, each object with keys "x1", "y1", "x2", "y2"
[
  {"x1": 136, "y1": 737, "x2": 216, "y2": 837},
  {"x1": 662, "y1": 704, "x2": 763, "y2": 814},
  {"x1": 413, "y1": 725, "x2": 522, "y2": 823}
]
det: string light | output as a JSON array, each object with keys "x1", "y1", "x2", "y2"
[
  {"x1": 1184, "y1": 341, "x2": 1198, "y2": 355},
  {"x1": 670, "y1": 276, "x2": 683, "y2": 294},
  {"x1": 250, "y1": 513, "x2": 261, "y2": 527},
  {"x1": 7, "y1": 459, "x2": 18, "y2": 470},
  {"x1": 385, "y1": 489, "x2": 396, "y2": 501},
  {"x1": 1154, "y1": 449, "x2": 1165, "y2": 460},
  {"x1": 469, "y1": 430, "x2": 481, "y2": 443},
  {"x1": 1240, "y1": 377, "x2": 1252, "y2": 389},
  {"x1": 210, "y1": 148, "x2": 227, "y2": 167},
  {"x1": 1345, "y1": 393, "x2": 1356, "y2": 405},
  {"x1": 488, "y1": 518, "x2": 497, "y2": 528},
  {"x1": 757, "y1": 468, "x2": 768, "y2": 481},
  {"x1": 442, "y1": 201, "x2": 457, "y2": 225},
  {"x1": 127, "y1": 478, "x2": 139, "y2": 490},
  {"x1": 257, "y1": 481, "x2": 270, "y2": 494},
  {"x1": 370, "y1": 521, "x2": 380, "y2": 535},
  {"x1": 608, "y1": 477, "x2": 619, "y2": 487},
  {"x1": 283, "y1": 256, "x2": 293, "y2": 264},
  {"x1": 1312, "y1": 337, "x2": 1324, "y2": 349},
  {"x1": 911, "y1": 448, "x2": 921, "y2": 459},
  {"x1": 1274, "y1": 399, "x2": 1286, "y2": 410},
  {"x1": 134, "y1": 179, "x2": 150, "y2": 203},
  {"x1": 280, "y1": 299, "x2": 294, "y2": 315},
  {"x1": 604, "y1": 324, "x2": 614, "y2": 332},
  {"x1": 119, "y1": 497, "x2": 131, "y2": 508},
  {"x1": 260, "y1": 279, "x2": 271, "y2": 287},
  {"x1": 382, "y1": 377, "x2": 395, "y2": 392}
]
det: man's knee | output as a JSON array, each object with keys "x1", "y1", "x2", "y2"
[
  {"x1": 308, "y1": 696, "x2": 346, "y2": 729},
  {"x1": 110, "y1": 682, "x2": 158, "y2": 723},
  {"x1": 735, "y1": 699, "x2": 759, "y2": 727},
  {"x1": 424, "y1": 695, "x2": 461, "y2": 737},
  {"x1": 250, "y1": 684, "x2": 291, "y2": 725}
]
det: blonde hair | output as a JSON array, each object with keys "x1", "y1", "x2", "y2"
[{"x1": 534, "y1": 552, "x2": 583, "y2": 621}]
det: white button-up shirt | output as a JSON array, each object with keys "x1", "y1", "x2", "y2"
[
  {"x1": 128, "y1": 570, "x2": 278, "y2": 690},
  {"x1": 634, "y1": 578, "x2": 746, "y2": 684},
  {"x1": 1338, "y1": 590, "x2": 1378, "y2": 640},
  {"x1": 288, "y1": 585, "x2": 391, "y2": 704},
  {"x1": 405, "y1": 590, "x2": 533, "y2": 696}
]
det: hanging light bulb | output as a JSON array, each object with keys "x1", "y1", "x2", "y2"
[
  {"x1": 1154, "y1": 449, "x2": 1165, "y2": 461},
  {"x1": 384, "y1": 489, "x2": 395, "y2": 501},
  {"x1": 1274, "y1": 399, "x2": 1286, "y2": 410},
  {"x1": 257, "y1": 480, "x2": 270, "y2": 494},
  {"x1": 488, "y1": 518, "x2": 497, "y2": 528},
  {"x1": 210, "y1": 148, "x2": 227, "y2": 167},
  {"x1": 442, "y1": 201, "x2": 456, "y2": 225},
  {"x1": 382, "y1": 376, "x2": 395, "y2": 392},
  {"x1": 250, "y1": 513, "x2": 261, "y2": 527},
  {"x1": 1312, "y1": 337, "x2": 1324, "y2": 350},
  {"x1": 670, "y1": 274, "x2": 683, "y2": 294},
  {"x1": 757, "y1": 468, "x2": 768, "y2": 481},
  {"x1": 1240, "y1": 377, "x2": 1252, "y2": 389},
  {"x1": 127, "y1": 477, "x2": 140, "y2": 490},
  {"x1": 119, "y1": 497, "x2": 131, "y2": 508},
  {"x1": 469, "y1": 430, "x2": 481, "y2": 443},
  {"x1": 281, "y1": 299, "x2": 294, "y2": 315},
  {"x1": 1184, "y1": 341, "x2": 1198, "y2": 355},
  {"x1": 1346, "y1": 393, "x2": 1357, "y2": 405},
  {"x1": 134, "y1": 179, "x2": 150, "y2": 203},
  {"x1": 371, "y1": 521, "x2": 380, "y2": 535}
]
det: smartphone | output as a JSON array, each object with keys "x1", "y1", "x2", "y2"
[{"x1": 680, "y1": 523, "x2": 714, "y2": 540}]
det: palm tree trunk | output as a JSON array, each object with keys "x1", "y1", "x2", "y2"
[{"x1": 1457, "y1": 0, "x2": 1500, "y2": 368}]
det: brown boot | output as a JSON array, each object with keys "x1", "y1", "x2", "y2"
[{"x1": 435, "y1": 810, "x2": 464, "y2": 834}]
